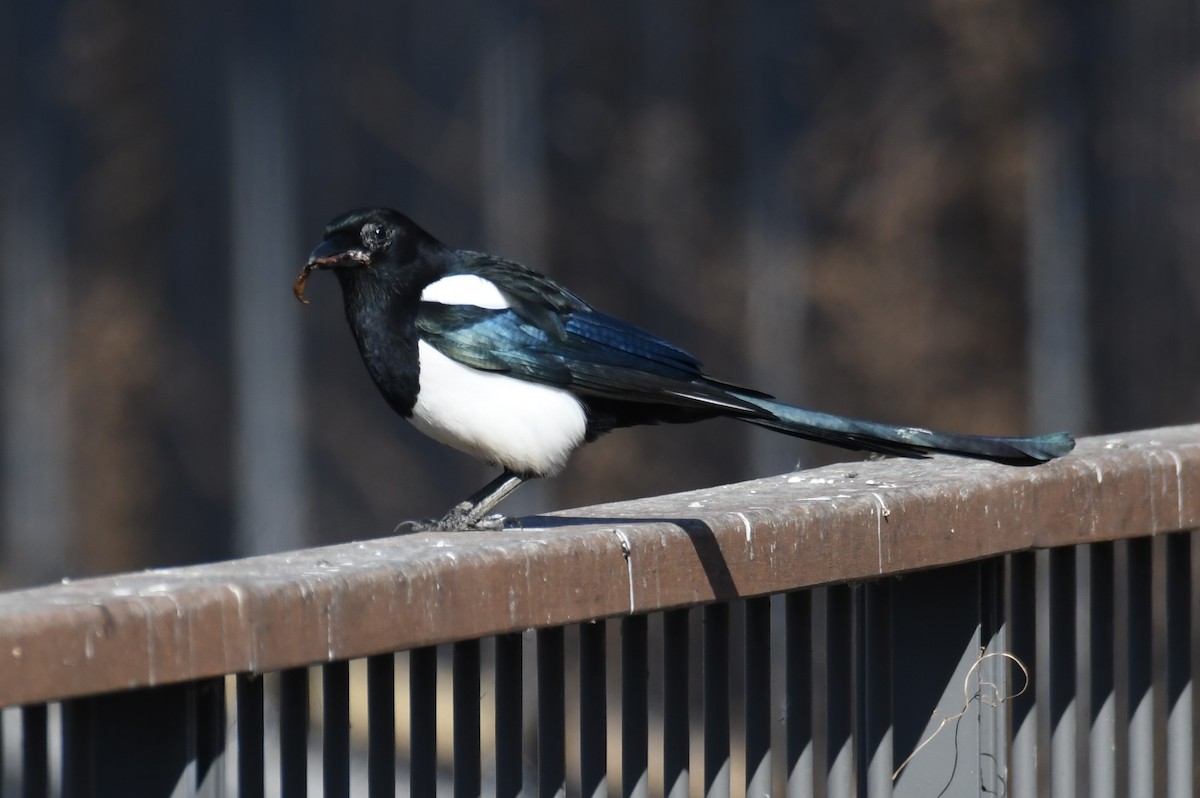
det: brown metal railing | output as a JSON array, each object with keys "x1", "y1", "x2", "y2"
[{"x1": 0, "y1": 425, "x2": 1197, "y2": 796}]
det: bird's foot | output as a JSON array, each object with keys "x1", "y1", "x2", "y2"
[
  {"x1": 394, "y1": 506, "x2": 510, "y2": 533},
  {"x1": 464, "y1": 513, "x2": 508, "y2": 531}
]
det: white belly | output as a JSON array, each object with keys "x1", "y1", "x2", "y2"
[{"x1": 409, "y1": 340, "x2": 587, "y2": 476}]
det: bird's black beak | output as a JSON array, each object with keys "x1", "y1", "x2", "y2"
[
  {"x1": 294, "y1": 240, "x2": 370, "y2": 304},
  {"x1": 305, "y1": 238, "x2": 370, "y2": 270}
]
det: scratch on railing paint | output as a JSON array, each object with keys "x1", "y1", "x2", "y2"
[
  {"x1": 613, "y1": 528, "x2": 635, "y2": 614},
  {"x1": 870, "y1": 492, "x2": 890, "y2": 574}
]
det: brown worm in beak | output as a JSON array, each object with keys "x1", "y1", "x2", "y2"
[{"x1": 293, "y1": 264, "x2": 315, "y2": 304}]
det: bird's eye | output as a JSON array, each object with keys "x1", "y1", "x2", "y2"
[{"x1": 361, "y1": 223, "x2": 389, "y2": 250}]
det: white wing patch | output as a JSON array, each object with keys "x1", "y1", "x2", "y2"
[
  {"x1": 410, "y1": 340, "x2": 587, "y2": 476},
  {"x1": 420, "y1": 274, "x2": 510, "y2": 309}
]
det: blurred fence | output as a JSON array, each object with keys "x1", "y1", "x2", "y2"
[{"x1": 0, "y1": 425, "x2": 1196, "y2": 796}]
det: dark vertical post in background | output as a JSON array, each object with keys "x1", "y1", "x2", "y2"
[
  {"x1": 478, "y1": 0, "x2": 550, "y2": 519},
  {"x1": 1086, "y1": 0, "x2": 1200, "y2": 433},
  {"x1": 229, "y1": 0, "x2": 307, "y2": 557},
  {"x1": 163, "y1": 2, "x2": 236, "y2": 566},
  {"x1": 1025, "y1": 0, "x2": 1092, "y2": 435},
  {"x1": 740, "y1": 0, "x2": 811, "y2": 475},
  {"x1": 0, "y1": 0, "x2": 71, "y2": 586}
]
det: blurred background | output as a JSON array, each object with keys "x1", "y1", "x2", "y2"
[{"x1": 1, "y1": 0, "x2": 1197, "y2": 587}]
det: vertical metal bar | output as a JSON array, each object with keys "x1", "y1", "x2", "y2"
[
  {"x1": 494, "y1": 633, "x2": 524, "y2": 798},
  {"x1": 237, "y1": 674, "x2": 265, "y2": 798},
  {"x1": 409, "y1": 647, "x2": 438, "y2": 798},
  {"x1": 537, "y1": 627, "x2": 566, "y2": 798},
  {"x1": 367, "y1": 654, "x2": 396, "y2": 798},
  {"x1": 745, "y1": 597, "x2": 772, "y2": 798},
  {"x1": 855, "y1": 586, "x2": 867, "y2": 797},
  {"x1": 60, "y1": 697, "x2": 94, "y2": 798},
  {"x1": 979, "y1": 558, "x2": 1009, "y2": 797},
  {"x1": 60, "y1": 682, "x2": 218, "y2": 795},
  {"x1": 194, "y1": 678, "x2": 227, "y2": 797},
  {"x1": 662, "y1": 609, "x2": 690, "y2": 798},
  {"x1": 1048, "y1": 547, "x2": 1077, "y2": 797},
  {"x1": 21, "y1": 704, "x2": 48, "y2": 798},
  {"x1": 1008, "y1": 552, "x2": 1038, "y2": 797},
  {"x1": 890, "y1": 565, "x2": 986, "y2": 797},
  {"x1": 1123, "y1": 538, "x2": 1153, "y2": 798},
  {"x1": 1191, "y1": 530, "x2": 1200, "y2": 798},
  {"x1": 1034, "y1": 549, "x2": 1052, "y2": 795},
  {"x1": 1088, "y1": 543, "x2": 1116, "y2": 798},
  {"x1": 622, "y1": 615, "x2": 649, "y2": 798},
  {"x1": 825, "y1": 586, "x2": 852, "y2": 798},
  {"x1": 785, "y1": 591, "x2": 813, "y2": 798},
  {"x1": 323, "y1": 661, "x2": 351, "y2": 798},
  {"x1": 1164, "y1": 533, "x2": 1191, "y2": 798},
  {"x1": 1075, "y1": 543, "x2": 1092, "y2": 797},
  {"x1": 703, "y1": 603, "x2": 731, "y2": 798},
  {"x1": 279, "y1": 668, "x2": 309, "y2": 798},
  {"x1": 862, "y1": 581, "x2": 892, "y2": 798},
  {"x1": 1151, "y1": 535, "x2": 1169, "y2": 797},
  {"x1": 454, "y1": 640, "x2": 482, "y2": 798},
  {"x1": 579, "y1": 622, "x2": 608, "y2": 798}
]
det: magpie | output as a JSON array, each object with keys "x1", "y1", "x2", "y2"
[{"x1": 296, "y1": 207, "x2": 1075, "y2": 530}]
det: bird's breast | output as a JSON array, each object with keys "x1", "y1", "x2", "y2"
[{"x1": 409, "y1": 340, "x2": 587, "y2": 477}]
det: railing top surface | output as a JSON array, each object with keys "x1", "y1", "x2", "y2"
[{"x1": 1, "y1": 424, "x2": 1197, "y2": 707}]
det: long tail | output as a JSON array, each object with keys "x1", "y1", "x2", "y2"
[{"x1": 736, "y1": 395, "x2": 1075, "y2": 466}]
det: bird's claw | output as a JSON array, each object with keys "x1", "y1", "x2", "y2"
[
  {"x1": 393, "y1": 510, "x2": 510, "y2": 533},
  {"x1": 393, "y1": 518, "x2": 437, "y2": 534}
]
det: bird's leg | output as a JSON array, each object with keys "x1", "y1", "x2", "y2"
[
  {"x1": 447, "y1": 471, "x2": 526, "y2": 529},
  {"x1": 398, "y1": 471, "x2": 528, "y2": 532}
]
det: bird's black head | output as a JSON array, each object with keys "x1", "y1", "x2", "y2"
[{"x1": 294, "y1": 208, "x2": 442, "y2": 304}]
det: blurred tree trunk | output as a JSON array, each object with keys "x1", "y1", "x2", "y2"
[
  {"x1": 0, "y1": 1, "x2": 72, "y2": 585},
  {"x1": 1086, "y1": 0, "x2": 1200, "y2": 431}
]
